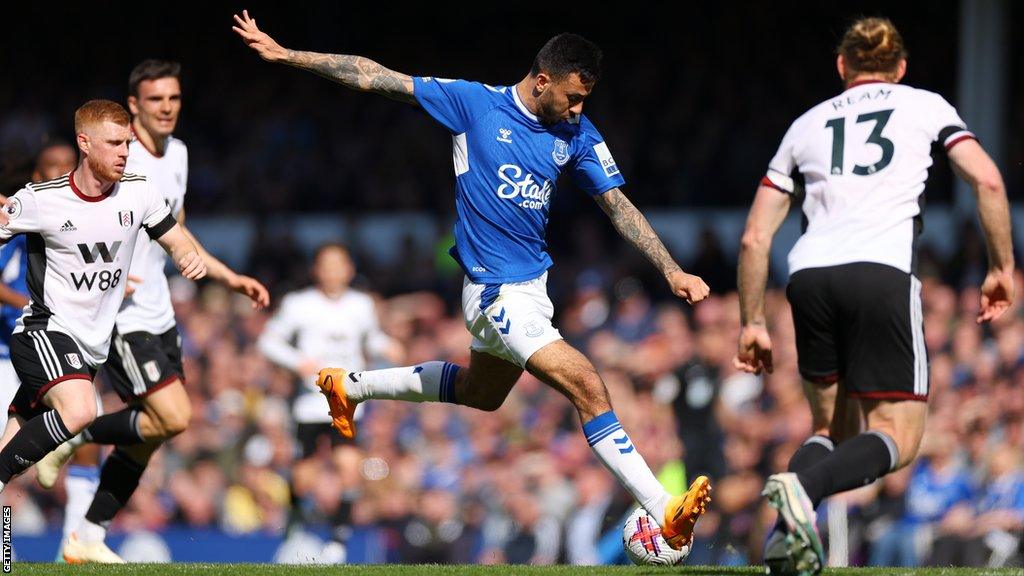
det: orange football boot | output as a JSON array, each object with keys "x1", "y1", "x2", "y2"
[
  {"x1": 316, "y1": 368, "x2": 357, "y2": 439},
  {"x1": 662, "y1": 475, "x2": 713, "y2": 549}
]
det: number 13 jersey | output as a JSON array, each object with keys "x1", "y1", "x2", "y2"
[
  {"x1": 0, "y1": 172, "x2": 175, "y2": 366},
  {"x1": 762, "y1": 80, "x2": 975, "y2": 276}
]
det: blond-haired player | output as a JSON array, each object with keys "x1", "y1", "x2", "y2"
[{"x1": 736, "y1": 17, "x2": 1014, "y2": 574}]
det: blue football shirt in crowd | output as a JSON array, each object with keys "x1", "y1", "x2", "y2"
[
  {"x1": 903, "y1": 459, "x2": 975, "y2": 525},
  {"x1": 977, "y1": 471, "x2": 1024, "y2": 518},
  {"x1": 0, "y1": 234, "x2": 29, "y2": 360},
  {"x1": 413, "y1": 77, "x2": 626, "y2": 284}
]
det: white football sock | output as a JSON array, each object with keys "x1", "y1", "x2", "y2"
[
  {"x1": 584, "y1": 411, "x2": 672, "y2": 524},
  {"x1": 63, "y1": 465, "x2": 100, "y2": 543},
  {"x1": 344, "y1": 361, "x2": 460, "y2": 404}
]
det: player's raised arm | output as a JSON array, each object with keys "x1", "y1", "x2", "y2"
[
  {"x1": 593, "y1": 187, "x2": 709, "y2": 305},
  {"x1": 947, "y1": 139, "x2": 1015, "y2": 323},
  {"x1": 232, "y1": 10, "x2": 416, "y2": 104}
]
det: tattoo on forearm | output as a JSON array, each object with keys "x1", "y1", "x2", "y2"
[
  {"x1": 286, "y1": 50, "x2": 415, "y2": 103},
  {"x1": 599, "y1": 189, "x2": 682, "y2": 276}
]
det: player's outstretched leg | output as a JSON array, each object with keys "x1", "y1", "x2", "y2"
[
  {"x1": 317, "y1": 359, "x2": 464, "y2": 438},
  {"x1": 526, "y1": 339, "x2": 711, "y2": 550}
]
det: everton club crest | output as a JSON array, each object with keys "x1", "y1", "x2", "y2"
[{"x1": 552, "y1": 139, "x2": 570, "y2": 166}]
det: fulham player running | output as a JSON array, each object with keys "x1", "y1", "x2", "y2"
[
  {"x1": 0, "y1": 141, "x2": 105, "y2": 557},
  {"x1": 735, "y1": 18, "x2": 1015, "y2": 575},
  {"x1": 0, "y1": 101, "x2": 206, "y2": 525},
  {"x1": 34, "y1": 61, "x2": 269, "y2": 563}
]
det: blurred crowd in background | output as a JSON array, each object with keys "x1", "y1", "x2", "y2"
[
  {"x1": 3, "y1": 232, "x2": 1021, "y2": 566},
  {"x1": 1, "y1": 0, "x2": 1022, "y2": 567}
]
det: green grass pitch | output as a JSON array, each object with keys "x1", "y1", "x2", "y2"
[{"x1": 7, "y1": 565, "x2": 1022, "y2": 575}]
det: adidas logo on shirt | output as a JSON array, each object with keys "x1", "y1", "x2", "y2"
[{"x1": 60, "y1": 220, "x2": 77, "y2": 232}]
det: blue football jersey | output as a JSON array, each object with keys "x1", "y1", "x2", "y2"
[
  {"x1": 0, "y1": 234, "x2": 28, "y2": 359},
  {"x1": 414, "y1": 77, "x2": 626, "y2": 284}
]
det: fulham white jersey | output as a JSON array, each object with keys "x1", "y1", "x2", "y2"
[
  {"x1": 116, "y1": 136, "x2": 187, "y2": 334},
  {"x1": 0, "y1": 172, "x2": 175, "y2": 365},
  {"x1": 763, "y1": 81, "x2": 975, "y2": 276},
  {"x1": 258, "y1": 288, "x2": 393, "y2": 423}
]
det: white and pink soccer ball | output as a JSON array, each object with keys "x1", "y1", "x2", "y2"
[{"x1": 621, "y1": 505, "x2": 690, "y2": 566}]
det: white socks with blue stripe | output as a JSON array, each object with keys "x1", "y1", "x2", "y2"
[
  {"x1": 344, "y1": 361, "x2": 460, "y2": 404},
  {"x1": 583, "y1": 410, "x2": 672, "y2": 524}
]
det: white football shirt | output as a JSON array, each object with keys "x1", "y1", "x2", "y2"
[
  {"x1": 116, "y1": 136, "x2": 188, "y2": 334},
  {"x1": 0, "y1": 172, "x2": 175, "y2": 365},
  {"x1": 258, "y1": 287, "x2": 393, "y2": 423},
  {"x1": 763, "y1": 81, "x2": 974, "y2": 276}
]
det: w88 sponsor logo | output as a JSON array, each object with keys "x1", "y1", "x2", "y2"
[
  {"x1": 71, "y1": 269, "x2": 123, "y2": 291},
  {"x1": 496, "y1": 164, "x2": 553, "y2": 210}
]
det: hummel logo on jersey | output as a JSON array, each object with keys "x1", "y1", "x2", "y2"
[
  {"x1": 77, "y1": 241, "x2": 122, "y2": 264},
  {"x1": 496, "y1": 164, "x2": 552, "y2": 211},
  {"x1": 60, "y1": 220, "x2": 77, "y2": 232},
  {"x1": 497, "y1": 128, "x2": 513, "y2": 144}
]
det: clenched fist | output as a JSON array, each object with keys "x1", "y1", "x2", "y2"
[{"x1": 667, "y1": 270, "x2": 710, "y2": 305}]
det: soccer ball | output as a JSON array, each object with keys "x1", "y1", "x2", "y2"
[{"x1": 622, "y1": 505, "x2": 690, "y2": 566}]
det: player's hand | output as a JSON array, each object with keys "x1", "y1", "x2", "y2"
[
  {"x1": 230, "y1": 274, "x2": 270, "y2": 309},
  {"x1": 232, "y1": 10, "x2": 288, "y2": 63},
  {"x1": 124, "y1": 275, "x2": 143, "y2": 297},
  {"x1": 666, "y1": 270, "x2": 710, "y2": 305},
  {"x1": 734, "y1": 322, "x2": 774, "y2": 375},
  {"x1": 177, "y1": 251, "x2": 207, "y2": 280},
  {"x1": 977, "y1": 267, "x2": 1014, "y2": 323}
]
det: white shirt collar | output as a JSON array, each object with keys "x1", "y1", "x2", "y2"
[{"x1": 511, "y1": 84, "x2": 540, "y2": 122}]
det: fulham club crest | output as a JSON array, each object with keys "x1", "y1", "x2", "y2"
[
  {"x1": 118, "y1": 211, "x2": 134, "y2": 228},
  {"x1": 64, "y1": 353, "x2": 83, "y2": 369}
]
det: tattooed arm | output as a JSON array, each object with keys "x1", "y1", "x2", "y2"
[
  {"x1": 594, "y1": 188, "x2": 710, "y2": 304},
  {"x1": 232, "y1": 10, "x2": 416, "y2": 104}
]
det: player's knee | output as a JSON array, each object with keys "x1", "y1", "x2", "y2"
[
  {"x1": 151, "y1": 402, "x2": 191, "y2": 439},
  {"x1": 159, "y1": 407, "x2": 191, "y2": 438},
  {"x1": 892, "y1": 427, "x2": 924, "y2": 469},
  {"x1": 56, "y1": 400, "x2": 97, "y2": 434}
]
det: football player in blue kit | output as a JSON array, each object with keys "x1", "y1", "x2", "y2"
[{"x1": 235, "y1": 10, "x2": 712, "y2": 550}]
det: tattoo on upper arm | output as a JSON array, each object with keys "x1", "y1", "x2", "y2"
[
  {"x1": 287, "y1": 50, "x2": 416, "y2": 104},
  {"x1": 597, "y1": 189, "x2": 681, "y2": 276}
]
